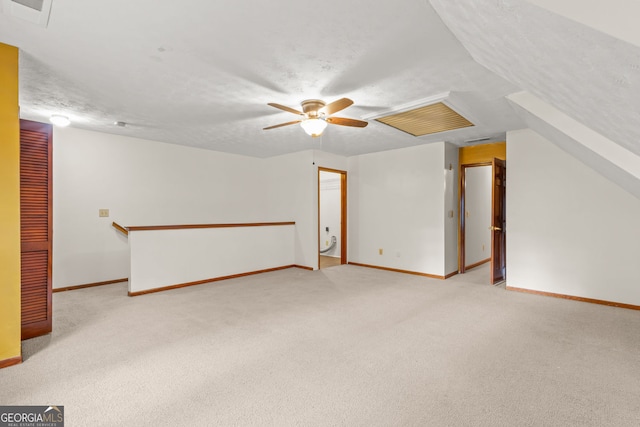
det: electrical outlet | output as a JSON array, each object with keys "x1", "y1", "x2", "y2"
[
  {"x1": 99, "y1": 209, "x2": 109, "y2": 218},
  {"x1": 482, "y1": 244, "x2": 485, "y2": 251},
  {"x1": 379, "y1": 248, "x2": 383, "y2": 255}
]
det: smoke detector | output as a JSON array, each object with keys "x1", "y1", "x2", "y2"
[{"x1": 2, "y1": 0, "x2": 53, "y2": 28}]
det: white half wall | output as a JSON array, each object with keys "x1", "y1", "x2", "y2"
[
  {"x1": 507, "y1": 128, "x2": 640, "y2": 305},
  {"x1": 128, "y1": 225, "x2": 294, "y2": 293},
  {"x1": 464, "y1": 165, "x2": 491, "y2": 266},
  {"x1": 348, "y1": 143, "x2": 449, "y2": 276}
]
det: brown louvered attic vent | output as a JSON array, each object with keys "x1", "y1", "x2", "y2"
[{"x1": 376, "y1": 102, "x2": 474, "y2": 136}]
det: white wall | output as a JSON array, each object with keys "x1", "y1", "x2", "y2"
[
  {"x1": 348, "y1": 143, "x2": 448, "y2": 276},
  {"x1": 507, "y1": 129, "x2": 640, "y2": 305},
  {"x1": 464, "y1": 166, "x2": 491, "y2": 266},
  {"x1": 312, "y1": 150, "x2": 348, "y2": 173},
  {"x1": 53, "y1": 127, "x2": 270, "y2": 288},
  {"x1": 262, "y1": 150, "x2": 349, "y2": 269},
  {"x1": 261, "y1": 150, "x2": 317, "y2": 269},
  {"x1": 319, "y1": 171, "x2": 341, "y2": 257},
  {"x1": 444, "y1": 143, "x2": 459, "y2": 275}
]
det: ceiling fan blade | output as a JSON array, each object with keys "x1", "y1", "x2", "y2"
[
  {"x1": 263, "y1": 120, "x2": 302, "y2": 130},
  {"x1": 326, "y1": 117, "x2": 368, "y2": 128},
  {"x1": 267, "y1": 103, "x2": 303, "y2": 115},
  {"x1": 320, "y1": 98, "x2": 354, "y2": 116}
]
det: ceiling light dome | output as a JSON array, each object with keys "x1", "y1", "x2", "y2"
[
  {"x1": 300, "y1": 118, "x2": 327, "y2": 137},
  {"x1": 50, "y1": 115, "x2": 70, "y2": 127}
]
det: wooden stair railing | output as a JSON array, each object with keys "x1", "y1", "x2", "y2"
[
  {"x1": 112, "y1": 222, "x2": 128, "y2": 236},
  {"x1": 112, "y1": 221, "x2": 296, "y2": 236}
]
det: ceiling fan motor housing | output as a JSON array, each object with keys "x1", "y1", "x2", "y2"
[{"x1": 301, "y1": 99, "x2": 326, "y2": 118}]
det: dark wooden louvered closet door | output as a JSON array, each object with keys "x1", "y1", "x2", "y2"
[{"x1": 20, "y1": 119, "x2": 53, "y2": 340}]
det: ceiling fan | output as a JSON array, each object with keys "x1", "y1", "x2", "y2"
[{"x1": 263, "y1": 98, "x2": 368, "y2": 137}]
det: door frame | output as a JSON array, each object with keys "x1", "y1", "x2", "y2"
[
  {"x1": 457, "y1": 141, "x2": 507, "y2": 280},
  {"x1": 458, "y1": 162, "x2": 491, "y2": 274},
  {"x1": 317, "y1": 167, "x2": 347, "y2": 267},
  {"x1": 490, "y1": 157, "x2": 507, "y2": 284}
]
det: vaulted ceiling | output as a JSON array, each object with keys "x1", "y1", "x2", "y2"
[
  {"x1": 1, "y1": 0, "x2": 639, "y2": 167},
  {"x1": 431, "y1": 0, "x2": 640, "y2": 158}
]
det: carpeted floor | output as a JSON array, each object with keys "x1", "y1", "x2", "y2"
[{"x1": 2, "y1": 264, "x2": 639, "y2": 426}]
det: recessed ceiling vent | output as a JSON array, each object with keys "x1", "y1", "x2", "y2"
[
  {"x1": 2, "y1": 0, "x2": 52, "y2": 28},
  {"x1": 376, "y1": 102, "x2": 474, "y2": 137}
]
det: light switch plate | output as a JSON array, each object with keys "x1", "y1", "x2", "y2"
[{"x1": 99, "y1": 209, "x2": 109, "y2": 218}]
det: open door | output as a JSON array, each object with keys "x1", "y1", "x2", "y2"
[{"x1": 490, "y1": 158, "x2": 506, "y2": 284}]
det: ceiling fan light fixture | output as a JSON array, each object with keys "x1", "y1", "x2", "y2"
[
  {"x1": 49, "y1": 114, "x2": 70, "y2": 127},
  {"x1": 300, "y1": 118, "x2": 327, "y2": 137},
  {"x1": 265, "y1": 98, "x2": 366, "y2": 135}
]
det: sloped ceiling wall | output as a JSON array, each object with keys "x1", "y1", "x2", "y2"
[
  {"x1": 429, "y1": 0, "x2": 640, "y2": 158},
  {"x1": 507, "y1": 91, "x2": 640, "y2": 199}
]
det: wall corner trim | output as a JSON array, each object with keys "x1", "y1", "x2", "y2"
[{"x1": 444, "y1": 271, "x2": 459, "y2": 279}]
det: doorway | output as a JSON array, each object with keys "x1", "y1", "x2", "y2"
[
  {"x1": 461, "y1": 164, "x2": 492, "y2": 272},
  {"x1": 458, "y1": 142, "x2": 507, "y2": 285},
  {"x1": 318, "y1": 168, "x2": 347, "y2": 269}
]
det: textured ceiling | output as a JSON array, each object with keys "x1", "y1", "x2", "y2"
[
  {"x1": 0, "y1": 0, "x2": 524, "y2": 157},
  {"x1": 430, "y1": 0, "x2": 640, "y2": 158}
]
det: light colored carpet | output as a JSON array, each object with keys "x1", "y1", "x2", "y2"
[{"x1": 2, "y1": 264, "x2": 640, "y2": 426}]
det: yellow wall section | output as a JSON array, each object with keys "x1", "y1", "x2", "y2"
[
  {"x1": 0, "y1": 43, "x2": 21, "y2": 365},
  {"x1": 459, "y1": 141, "x2": 506, "y2": 165}
]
